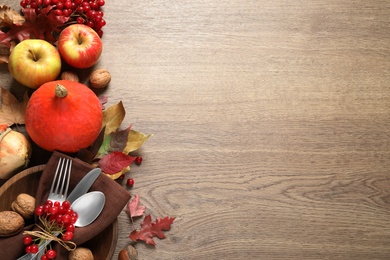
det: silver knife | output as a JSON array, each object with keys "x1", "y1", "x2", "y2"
[{"x1": 66, "y1": 168, "x2": 102, "y2": 204}]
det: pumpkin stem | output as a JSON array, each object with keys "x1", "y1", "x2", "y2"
[{"x1": 55, "y1": 84, "x2": 68, "y2": 98}]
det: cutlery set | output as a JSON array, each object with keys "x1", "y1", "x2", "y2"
[{"x1": 18, "y1": 158, "x2": 104, "y2": 260}]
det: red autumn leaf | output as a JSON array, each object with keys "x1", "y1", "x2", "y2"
[
  {"x1": 129, "y1": 215, "x2": 175, "y2": 245},
  {"x1": 0, "y1": 6, "x2": 68, "y2": 49},
  {"x1": 127, "y1": 194, "x2": 145, "y2": 218},
  {"x1": 98, "y1": 151, "x2": 135, "y2": 174}
]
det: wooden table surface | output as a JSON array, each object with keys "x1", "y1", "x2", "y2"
[{"x1": 1, "y1": 1, "x2": 390, "y2": 259}]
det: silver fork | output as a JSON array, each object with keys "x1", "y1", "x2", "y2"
[
  {"x1": 47, "y1": 157, "x2": 72, "y2": 203},
  {"x1": 17, "y1": 157, "x2": 72, "y2": 260}
]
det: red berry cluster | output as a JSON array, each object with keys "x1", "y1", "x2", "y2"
[
  {"x1": 19, "y1": 0, "x2": 106, "y2": 37},
  {"x1": 23, "y1": 200, "x2": 78, "y2": 259}
]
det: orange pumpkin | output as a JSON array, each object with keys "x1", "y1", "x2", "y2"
[{"x1": 25, "y1": 80, "x2": 103, "y2": 153}]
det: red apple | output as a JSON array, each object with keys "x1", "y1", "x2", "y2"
[
  {"x1": 58, "y1": 24, "x2": 103, "y2": 69},
  {"x1": 8, "y1": 39, "x2": 61, "y2": 89}
]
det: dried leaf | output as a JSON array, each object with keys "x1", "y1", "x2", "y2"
[
  {"x1": 98, "y1": 151, "x2": 135, "y2": 174},
  {"x1": 0, "y1": 87, "x2": 29, "y2": 126},
  {"x1": 102, "y1": 101, "x2": 125, "y2": 135},
  {"x1": 124, "y1": 130, "x2": 152, "y2": 154},
  {"x1": 129, "y1": 215, "x2": 175, "y2": 245},
  {"x1": 127, "y1": 194, "x2": 145, "y2": 218},
  {"x1": 0, "y1": 5, "x2": 26, "y2": 27},
  {"x1": 96, "y1": 125, "x2": 131, "y2": 157},
  {"x1": 99, "y1": 95, "x2": 108, "y2": 110},
  {"x1": 0, "y1": 6, "x2": 68, "y2": 55}
]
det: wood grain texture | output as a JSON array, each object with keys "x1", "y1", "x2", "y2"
[{"x1": 1, "y1": 0, "x2": 390, "y2": 259}]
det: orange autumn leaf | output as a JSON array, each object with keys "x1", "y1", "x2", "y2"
[{"x1": 0, "y1": 87, "x2": 29, "y2": 126}]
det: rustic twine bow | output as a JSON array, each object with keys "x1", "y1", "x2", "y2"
[{"x1": 23, "y1": 224, "x2": 76, "y2": 252}]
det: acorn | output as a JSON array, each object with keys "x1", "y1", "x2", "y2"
[{"x1": 118, "y1": 245, "x2": 138, "y2": 260}]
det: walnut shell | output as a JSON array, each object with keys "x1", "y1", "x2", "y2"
[
  {"x1": 89, "y1": 68, "x2": 111, "y2": 88},
  {"x1": 118, "y1": 245, "x2": 138, "y2": 260},
  {"x1": 61, "y1": 71, "x2": 79, "y2": 82},
  {"x1": 0, "y1": 211, "x2": 24, "y2": 237},
  {"x1": 68, "y1": 247, "x2": 94, "y2": 260},
  {"x1": 11, "y1": 193, "x2": 35, "y2": 219}
]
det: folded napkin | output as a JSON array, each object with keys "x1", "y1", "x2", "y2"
[{"x1": 1, "y1": 151, "x2": 131, "y2": 259}]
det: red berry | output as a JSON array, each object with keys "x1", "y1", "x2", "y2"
[
  {"x1": 30, "y1": 244, "x2": 39, "y2": 254},
  {"x1": 25, "y1": 245, "x2": 32, "y2": 253},
  {"x1": 43, "y1": 204, "x2": 51, "y2": 214},
  {"x1": 135, "y1": 156, "x2": 143, "y2": 165},
  {"x1": 56, "y1": 214, "x2": 63, "y2": 225},
  {"x1": 76, "y1": 16, "x2": 84, "y2": 24},
  {"x1": 62, "y1": 231, "x2": 74, "y2": 241},
  {"x1": 41, "y1": 255, "x2": 48, "y2": 260},
  {"x1": 126, "y1": 178, "x2": 134, "y2": 187},
  {"x1": 23, "y1": 235, "x2": 33, "y2": 245},
  {"x1": 56, "y1": 2, "x2": 63, "y2": 9},
  {"x1": 54, "y1": 9, "x2": 63, "y2": 15},
  {"x1": 62, "y1": 214, "x2": 71, "y2": 225},
  {"x1": 66, "y1": 224, "x2": 75, "y2": 232},
  {"x1": 59, "y1": 205, "x2": 66, "y2": 214},
  {"x1": 97, "y1": 0, "x2": 105, "y2": 6},
  {"x1": 49, "y1": 206, "x2": 59, "y2": 215},
  {"x1": 96, "y1": 30, "x2": 103, "y2": 37},
  {"x1": 62, "y1": 200, "x2": 71, "y2": 209},
  {"x1": 46, "y1": 249, "x2": 56, "y2": 259},
  {"x1": 35, "y1": 205, "x2": 44, "y2": 216}
]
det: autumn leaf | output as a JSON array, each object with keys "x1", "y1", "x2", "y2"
[
  {"x1": 96, "y1": 125, "x2": 131, "y2": 158},
  {"x1": 127, "y1": 194, "x2": 146, "y2": 218},
  {"x1": 102, "y1": 101, "x2": 125, "y2": 135},
  {"x1": 0, "y1": 6, "x2": 68, "y2": 59},
  {"x1": 104, "y1": 166, "x2": 129, "y2": 180},
  {"x1": 98, "y1": 151, "x2": 135, "y2": 175},
  {"x1": 124, "y1": 130, "x2": 152, "y2": 154},
  {"x1": 0, "y1": 87, "x2": 29, "y2": 126},
  {"x1": 129, "y1": 215, "x2": 175, "y2": 245},
  {"x1": 0, "y1": 5, "x2": 26, "y2": 27}
]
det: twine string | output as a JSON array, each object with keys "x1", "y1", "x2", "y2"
[{"x1": 23, "y1": 224, "x2": 76, "y2": 252}]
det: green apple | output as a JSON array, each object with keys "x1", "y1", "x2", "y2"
[{"x1": 8, "y1": 39, "x2": 61, "y2": 89}]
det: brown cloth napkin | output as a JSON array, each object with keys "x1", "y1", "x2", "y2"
[{"x1": 1, "y1": 151, "x2": 131, "y2": 260}]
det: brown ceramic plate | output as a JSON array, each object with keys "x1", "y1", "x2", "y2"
[{"x1": 0, "y1": 165, "x2": 118, "y2": 260}]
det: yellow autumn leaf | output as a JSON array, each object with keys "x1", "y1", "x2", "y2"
[
  {"x1": 103, "y1": 166, "x2": 130, "y2": 180},
  {"x1": 123, "y1": 130, "x2": 153, "y2": 154},
  {"x1": 0, "y1": 87, "x2": 29, "y2": 126},
  {"x1": 102, "y1": 101, "x2": 125, "y2": 136}
]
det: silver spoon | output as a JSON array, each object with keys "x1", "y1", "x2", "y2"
[{"x1": 71, "y1": 191, "x2": 105, "y2": 227}]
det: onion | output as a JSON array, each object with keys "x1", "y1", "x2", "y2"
[{"x1": 0, "y1": 125, "x2": 32, "y2": 179}]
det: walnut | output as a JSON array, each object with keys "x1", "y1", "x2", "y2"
[
  {"x1": 0, "y1": 211, "x2": 24, "y2": 237},
  {"x1": 68, "y1": 247, "x2": 94, "y2": 260},
  {"x1": 118, "y1": 245, "x2": 138, "y2": 260},
  {"x1": 61, "y1": 71, "x2": 79, "y2": 82},
  {"x1": 11, "y1": 193, "x2": 35, "y2": 219},
  {"x1": 89, "y1": 68, "x2": 111, "y2": 88}
]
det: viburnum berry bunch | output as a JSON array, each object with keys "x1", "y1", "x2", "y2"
[
  {"x1": 23, "y1": 199, "x2": 78, "y2": 259},
  {"x1": 19, "y1": 0, "x2": 106, "y2": 37}
]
